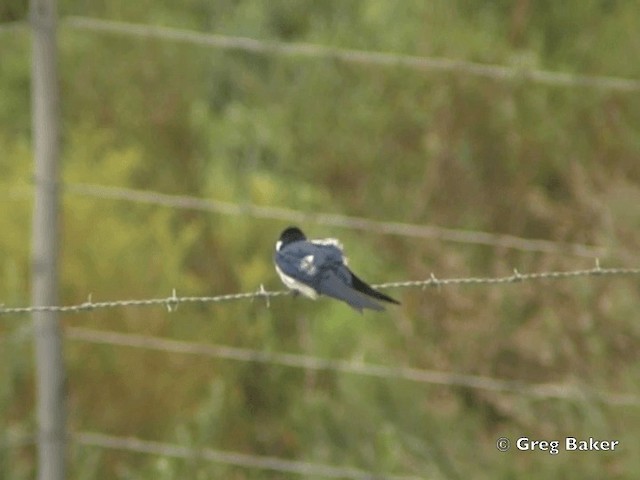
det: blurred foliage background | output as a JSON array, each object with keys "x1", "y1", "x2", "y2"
[{"x1": 1, "y1": 0, "x2": 640, "y2": 478}]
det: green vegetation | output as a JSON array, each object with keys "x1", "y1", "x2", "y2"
[{"x1": 2, "y1": 1, "x2": 640, "y2": 478}]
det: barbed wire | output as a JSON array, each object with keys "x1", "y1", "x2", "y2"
[
  {"x1": 62, "y1": 182, "x2": 606, "y2": 257},
  {"x1": 0, "y1": 287, "x2": 284, "y2": 315},
  {"x1": 65, "y1": 327, "x2": 640, "y2": 406},
  {"x1": 2, "y1": 262, "x2": 639, "y2": 316},
  {"x1": 62, "y1": 16, "x2": 640, "y2": 92},
  {"x1": 377, "y1": 263, "x2": 640, "y2": 289},
  {"x1": 73, "y1": 431, "x2": 425, "y2": 480}
]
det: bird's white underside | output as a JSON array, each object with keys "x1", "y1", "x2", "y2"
[{"x1": 275, "y1": 264, "x2": 319, "y2": 299}]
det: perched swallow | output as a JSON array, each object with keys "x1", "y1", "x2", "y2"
[{"x1": 274, "y1": 226, "x2": 400, "y2": 312}]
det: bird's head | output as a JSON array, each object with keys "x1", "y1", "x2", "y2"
[{"x1": 276, "y1": 226, "x2": 306, "y2": 251}]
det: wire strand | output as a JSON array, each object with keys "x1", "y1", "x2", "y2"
[
  {"x1": 62, "y1": 182, "x2": 607, "y2": 257},
  {"x1": 65, "y1": 327, "x2": 639, "y2": 406},
  {"x1": 5, "y1": 16, "x2": 640, "y2": 92},
  {"x1": 63, "y1": 16, "x2": 640, "y2": 92},
  {"x1": 1, "y1": 263, "x2": 639, "y2": 316},
  {"x1": 73, "y1": 431, "x2": 424, "y2": 480}
]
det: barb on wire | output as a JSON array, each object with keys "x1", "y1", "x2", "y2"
[
  {"x1": 255, "y1": 284, "x2": 271, "y2": 308},
  {"x1": 63, "y1": 16, "x2": 640, "y2": 93},
  {"x1": 1, "y1": 263, "x2": 639, "y2": 316},
  {"x1": 73, "y1": 431, "x2": 424, "y2": 480},
  {"x1": 166, "y1": 288, "x2": 179, "y2": 312},
  {"x1": 65, "y1": 327, "x2": 640, "y2": 406},
  {"x1": 63, "y1": 182, "x2": 607, "y2": 257}
]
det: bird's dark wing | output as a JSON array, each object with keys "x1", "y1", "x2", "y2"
[
  {"x1": 349, "y1": 270, "x2": 400, "y2": 305},
  {"x1": 316, "y1": 270, "x2": 384, "y2": 312},
  {"x1": 275, "y1": 243, "x2": 341, "y2": 279},
  {"x1": 274, "y1": 247, "x2": 314, "y2": 284}
]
